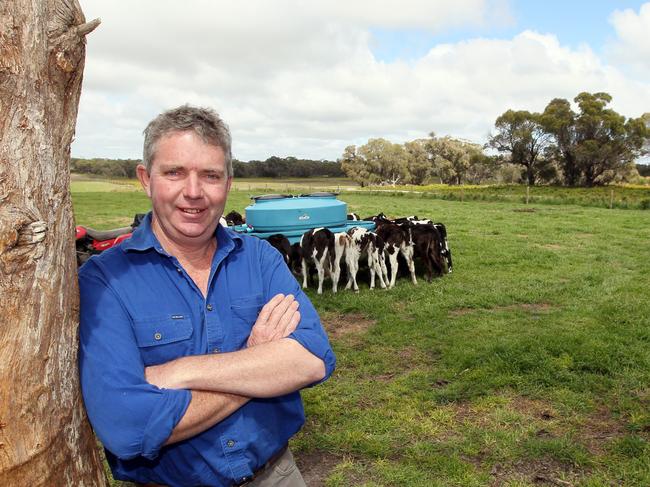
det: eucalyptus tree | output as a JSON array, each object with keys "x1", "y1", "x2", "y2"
[
  {"x1": 488, "y1": 110, "x2": 552, "y2": 186},
  {"x1": 541, "y1": 93, "x2": 648, "y2": 186},
  {"x1": 340, "y1": 138, "x2": 409, "y2": 186},
  {"x1": 404, "y1": 138, "x2": 433, "y2": 185},
  {"x1": 572, "y1": 92, "x2": 648, "y2": 186},
  {"x1": 0, "y1": 1, "x2": 107, "y2": 484},
  {"x1": 427, "y1": 135, "x2": 485, "y2": 185}
]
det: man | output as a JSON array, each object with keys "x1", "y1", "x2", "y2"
[{"x1": 78, "y1": 105, "x2": 336, "y2": 486}]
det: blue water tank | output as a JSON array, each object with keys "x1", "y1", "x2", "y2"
[
  {"x1": 234, "y1": 193, "x2": 374, "y2": 243},
  {"x1": 246, "y1": 193, "x2": 346, "y2": 232}
]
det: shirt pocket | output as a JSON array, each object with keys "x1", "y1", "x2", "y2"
[
  {"x1": 230, "y1": 294, "x2": 264, "y2": 324},
  {"x1": 229, "y1": 294, "x2": 265, "y2": 348},
  {"x1": 132, "y1": 315, "x2": 194, "y2": 366}
]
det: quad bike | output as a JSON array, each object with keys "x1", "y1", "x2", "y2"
[{"x1": 75, "y1": 214, "x2": 145, "y2": 266}]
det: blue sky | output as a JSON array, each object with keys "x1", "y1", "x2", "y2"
[{"x1": 371, "y1": 1, "x2": 648, "y2": 62}]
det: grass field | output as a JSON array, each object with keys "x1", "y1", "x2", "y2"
[{"x1": 72, "y1": 182, "x2": 650, "y2": 486}]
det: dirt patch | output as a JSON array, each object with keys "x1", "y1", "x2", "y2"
[
  {"x1": 578, "y1": 406, "x2": 627, "y2": 455},
  {"x1": 449, "y1": 303, "x2": 555, "y2": 317},
  {"x1": 510, "y1": 396, "x2": 557, "y2": 420},
  {"x1": 541, "y1": 244, "x2": 564, "y2": 250},
  {"x1": 490, "y1": 457, "x2": 584, "y2": 487},
  {"x1": 294, "y1": 450, "x2": 342, "y2": 486},
  {"x1": 448, "y1": 307, "x2": 476, "y2": 316},
  {"x1": 322, "y1": 312, "x2": 375, "y2": 339},
  {"x1": 451, "y1": 397, "x2": 626, "y2": 484}
]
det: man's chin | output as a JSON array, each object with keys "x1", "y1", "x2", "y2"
[{"x1": 175, "y1": 223, "x2": 217, "y2": 240}]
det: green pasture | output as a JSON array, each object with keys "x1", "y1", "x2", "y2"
[{"x1": 72, "y1": 182, "x2": 650, "y2": 486}]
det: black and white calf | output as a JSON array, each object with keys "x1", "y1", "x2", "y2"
[
  {"x1": 345, "y1": 227, "x2": 387, "y2": 292},
  {"x1": 375, "y1": 222, "x2": 417, "y2": 288},
  {"x1": 300, "y1": 227, "x2": 340, "y2": 294},
  {"x1": 395, "y1": 217, "x2": 452, "y2": 273}
]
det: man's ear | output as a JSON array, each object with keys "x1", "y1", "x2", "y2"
[{"x1": 136, "y1": 164, "x2": 151, "y2": 198}]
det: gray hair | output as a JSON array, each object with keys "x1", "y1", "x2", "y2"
[{"x1": 142, "y1": 104, "x2": 233, "y2": 177}]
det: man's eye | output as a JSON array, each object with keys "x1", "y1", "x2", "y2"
[{"x1": 165, "y1": 170, "x2": 179, "y2": 176}]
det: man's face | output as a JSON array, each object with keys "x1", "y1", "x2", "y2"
[{"x1": 137, "y1": 130, "x2": 232, "y2": 248}]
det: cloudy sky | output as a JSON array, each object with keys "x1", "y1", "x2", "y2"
[{"x1": 74, "y1": 0, "x2": 650, "y2": 162}]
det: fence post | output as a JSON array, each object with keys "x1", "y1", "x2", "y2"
[
  {"x1": 610, "y1": 189, "x2": 614, "y2": 209},
  {"x1": 526, "y1": 185, "x2": 530, "y2": 205}
]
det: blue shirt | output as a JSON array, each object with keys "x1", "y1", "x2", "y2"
[{"x1": 78, "y1": 214, "x2": 335, "y2": 486}]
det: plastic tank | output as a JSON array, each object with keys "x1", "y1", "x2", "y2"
[{"x1": 234, "y1": 193, "x2": 374, "y2": 243}]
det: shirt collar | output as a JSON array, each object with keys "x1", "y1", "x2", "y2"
[{"x1": 122, "y1": 212, "x2": 244, "y2": 254}]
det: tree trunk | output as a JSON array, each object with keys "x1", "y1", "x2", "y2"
[
  {"x1": 0, "y1": 1, "x2": 107, "y2": 485},
  {"x1": 525, "y1": 165, "x2": 536, "y2": 186}
]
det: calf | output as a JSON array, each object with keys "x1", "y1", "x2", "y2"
[
  {"x1": 394, "y1": 215, "x2": 432, "y2": 225},
  {"x1": 395, "y1": 217, "x2": 452, "y2": 273},
  {"x1": 267, "y1": 234, "x2": 292, "y2": 267},
  {"x1": 345, "y1": 227, "x2": 387, "y2": 292},
  {"x1": 432, "y1": 222, "x2": 452, "y2": 273},
  {"x1": 347, "y1": 213, "x2": 361, "y2": 221},
  {"x1": 225, "y1": 210, "x2": 245, "y2": 226},
  {"x1": 375, "y1": 222, "x2": 417, "y2": 288},
  {"x1": 300, "y1": 227, "x2": 337, "y2": 294},
  {"x1": 332, "y1": 232, "x2": 350, "y2": 292},
  {"x1": 408, "y1": 223, "x2": 447, "y2": 280}
]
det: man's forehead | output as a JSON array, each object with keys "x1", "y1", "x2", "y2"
[{"x1": 152, "y1": 131, "x2": 226, "y2": 168}]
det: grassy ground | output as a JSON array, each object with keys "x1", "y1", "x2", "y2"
[
  {"x1": 72, "y1": 182, "x2": 650, "y2": 486},
  {"x1": 360, "y1": 184, "x2": 650, "y2": 211}
]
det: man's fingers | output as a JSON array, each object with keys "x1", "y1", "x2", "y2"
[
  {"x1": 254, "y1": 294, "x2": 285, "y2": 326},
  {"x1": 248, "y1": 294, "x2": 301, "y2": 346},
  {"x1": 283, "y1": 310, "x2": 300, "y2": 337},
  {"x1": 265, "y1": 294, "x2": 297, "y2": 329}
]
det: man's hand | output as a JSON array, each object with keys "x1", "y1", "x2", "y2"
[{"x1": 247, "y1": 293, "x2": 300, "y2": 347}]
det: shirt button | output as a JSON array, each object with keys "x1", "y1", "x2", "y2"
[
  {"x1": 154, "y1": 332, "x2": 162, "y2": 341},
  {"x1": 206, "y1": 304, "x2": 213, "y2": 311},
  {"x1": 212, "y1": 348, "x2": 219, "y2": 353},
  {"x1": 226, "y1": 439, "x2": 235, "y2": 448},
  {"x1": 176, "y1": 267, "x2": 182, "y2": 273}
]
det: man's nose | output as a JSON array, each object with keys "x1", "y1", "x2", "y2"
[{"x1": 183, "y1": 173, "x2": 202, "y2": 199}]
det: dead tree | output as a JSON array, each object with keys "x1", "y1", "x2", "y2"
[{"x1": 0, "y1": 1, "x2": 108, "y2": 484}]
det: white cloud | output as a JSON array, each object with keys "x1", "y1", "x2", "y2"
[
  {"x1": 73, "y1": 0, "x2": 650, "y2": 162},
  {"x1": 607, "y1": 3, "x2": 650, "y2": 78}
]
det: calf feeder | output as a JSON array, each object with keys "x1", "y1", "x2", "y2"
[{"x1": 233, "y1": 192, "x2": 374, "y2": 243}]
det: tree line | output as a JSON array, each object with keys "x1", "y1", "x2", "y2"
[
  {"x1": 71, "y1": 156, "x2": 344, "y2": 179},
  {"x1": 341, "y1": 92, "x2": 650, "y2": 187}
]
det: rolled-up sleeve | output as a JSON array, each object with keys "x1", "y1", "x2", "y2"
[
  {"x1": 78, "y1": 264, "x2": 191, "y2": 460},
  {"x1": 258, "y1": 241, "x2": 336, "y2": 383}
]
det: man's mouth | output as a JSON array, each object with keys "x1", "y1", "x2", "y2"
[{"x1": 180, "y1": 208, "x2": 205, "y2": 214}]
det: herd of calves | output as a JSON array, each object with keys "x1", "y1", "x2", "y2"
[{"x1": 225, "y1": 211, "x2": 453, "y2": 294}]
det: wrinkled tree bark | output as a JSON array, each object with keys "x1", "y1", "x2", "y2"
[{"x1": 0, "y1": 0, "x2": 107, "y2": 485}]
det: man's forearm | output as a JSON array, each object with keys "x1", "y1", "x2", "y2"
[
  {"x1": 154, "y1": 339, "x2": 326, "y2": 398},
  {"x1": 164, "y1": 390, "x2": 249, "y2": 445}
]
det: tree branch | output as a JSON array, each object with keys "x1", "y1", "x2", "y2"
[{"x1": 76, "y1": 18, "x2": 100, "y2": 37}]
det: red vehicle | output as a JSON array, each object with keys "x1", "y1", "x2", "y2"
[{"x1": 75, "y1": 214, "x2": 144, "y2": 266}]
